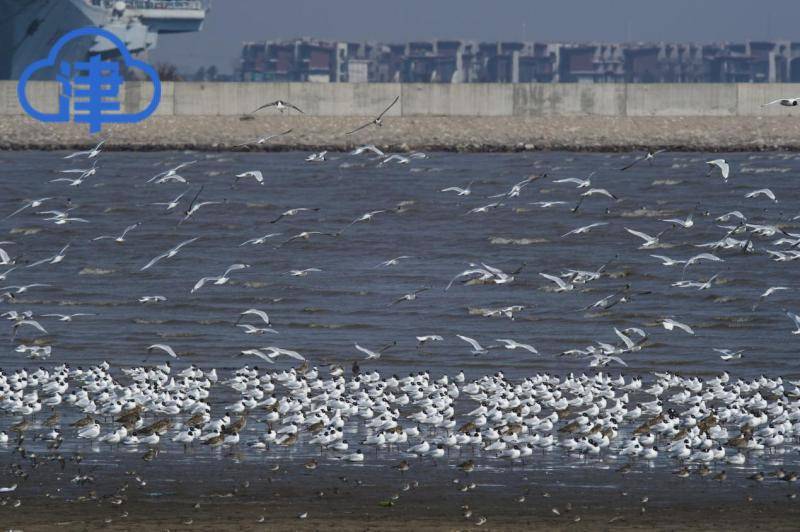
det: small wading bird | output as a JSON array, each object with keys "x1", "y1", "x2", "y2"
[{"x1": 345, "y1": 96, "x2": 400, "y2": 135}]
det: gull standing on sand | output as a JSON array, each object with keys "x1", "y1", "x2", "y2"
[{"x1": 345, "y1": 96, "x2": 400, "y2": 135}]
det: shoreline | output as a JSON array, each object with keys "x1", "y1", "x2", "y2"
[{"x1": 2, "y1": 116, "x2": 800, "y2": 152}]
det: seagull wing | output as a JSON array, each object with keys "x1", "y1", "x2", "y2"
[
  {"x1": 539, "y1": 273, "x2": 569, "y2": 290},
  {"x1": 345, "y1": 121, "x2": 373, "y2": 135},
  {"x1": 148, "y1": 344, "x2": 178, "y2": 358},
  {"x1": 376, "y1": 95, "x2": 400, "y2": 120},
  {"x1": 625, "y1": 227, "x2": 656, "y2": 244},
  {"x1": 355, "y1": 344, "x2": 379, "y2": 359},
  {"x1": 620, "y1": 155, "x2": 645, "y2": 171},
  {"x1": 141, "y1": 251, "x2": 169, "y2": 271},
  {"x1": 457, "y1": 335, "x2": 483, "y2": 351},
  {"x1": 241, "y1": 309, "x2": 270, "y2": 325},
  {"x1": 251, "y1": 101, "x2": 278, "y2": 114}
]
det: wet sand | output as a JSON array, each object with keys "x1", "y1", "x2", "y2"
[{"x1": 2, "y1": 115, "x2": 800, "y2": 152}]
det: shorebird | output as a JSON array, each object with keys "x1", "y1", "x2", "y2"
[
  {"x1": 306, "y1": 151, "x2": 327, "y2": 163},
  {"x1": 41, "y1": 313, "x2": 95, "y2": 322},
  {"x1": 345, "y1": 96, "x2": 400, "y2": 135},
  {"x1": 63, "y1": 138, "x2": 106, "y2": 159},
  {"x1": 251, "y1": 100, "x2": 304, "y2": 114},
  {"x1": 141, "y1": 237, "x2": 199, "y2": 271},
  {"x1": 752, "y1": 286, "x2": 789, "y2": 310},
  {"x1": 233, "y1": 129, "x2": 293, "y2": 149},
  {"x1": 624, "y1": 227, "x2": 670, "y2": 249},
  {"x1": 784, "y1": 310, "x2": 800, "y2": 334},
  {"x1": 706, "y1": 159, "x2": 730, "y2": 181},
  {"x1": 620, "y1": 149, "x2": 666, "y2": 171},
  {"x1": 713, "y1": 348, "x2": 744, "y2": 360},
  {"x1": 539, "y1": 273, "x2": 574, "y2": 292},
  {"x1": 92, "y1": 223, "x2": 141, "y2": 244},
  {"x1": 661, "y1": 214, "x2": 693, "y2": 228},
  {"x1": 376, "y1": 256, "x2": 413, "y2": 267},
  {"x1": 572, "y1": 188, "x2": 618, "y2": 212},
  {"x1": 762, "y1": 98, "x2": 800, "y2": 107}
]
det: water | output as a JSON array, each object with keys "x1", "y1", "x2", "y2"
[
  {"x1": 1, "y1": 150, "x2": 799, "y2": 507},
  {"x1": 1, "y1": 150, "x2": 799, "y2": 377}
]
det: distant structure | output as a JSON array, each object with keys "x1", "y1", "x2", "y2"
[{"x1": 238, "y1": 38, "x2": 800, "y2": 83}]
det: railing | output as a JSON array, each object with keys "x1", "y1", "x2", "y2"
[{"x1": 92, "y1": 1, "x2": 205, "y2": 9}]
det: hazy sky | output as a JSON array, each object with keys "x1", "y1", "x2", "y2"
[{"x1": 151, "y1": 0, "x2": 799, "y2": 74}]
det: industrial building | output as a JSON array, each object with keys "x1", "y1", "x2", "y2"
[{"x1": 238, "y1": 38, "x2": 800, "y2": 84}]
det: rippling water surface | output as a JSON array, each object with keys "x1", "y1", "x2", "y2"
[{"x1": 1, "y1": 150, "x2": 799, "y2": 498}]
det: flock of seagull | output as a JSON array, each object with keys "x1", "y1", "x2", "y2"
[{"x1": 1, "y1": 95, "x2": 800, "y2": 522}]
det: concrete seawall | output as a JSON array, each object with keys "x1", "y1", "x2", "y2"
[
  {"x1": 6, "y1": 81, "x2": 800, "y2": 117},
  {"x1": 4, "y1": 82, "x2": 800, "y2": 151}
]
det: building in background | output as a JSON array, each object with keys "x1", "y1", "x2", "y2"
[{"x1": 238, "y1": 38, "x2": 800, "y2": 83}]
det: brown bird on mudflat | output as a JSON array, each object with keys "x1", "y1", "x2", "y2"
[
  {"x1": 43, "y1": 413, "x2": 60, "y2": 427},
  {"x1": 458, "y1": 460, "x2": 475, "y2": 474},
  {"x1": 223, "y1": 416, "x2": 247, "y2": 435},
  {"x1": 71, "y1": 415, "x2": 94, "y2": 429}
]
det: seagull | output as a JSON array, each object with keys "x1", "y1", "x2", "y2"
[
  {"x1": 530, "y1": 201, "x2": 568, "y2": 208},
  {"x1": 191, "y1": 264, "x2": 250, "y2": 293},
  {"x1": 553, "y1": 172, "x2": 595, "y2": 188},
  {"x1": 27, "y1": 243, "x2": 70, "y2": 269},
  {"x1": 139, "y1": 296, "x2": 166, "y2": 304},
  {"x1": 376, "y1": 256, "x2": 413, "y2": 267},
  {"x1": 152, "y1": 190, "x2": 190, "y2": 211},
  {"x1": 233, "y1": 129, "x2": 293, "y2": 149},
  {"x1": 63, "y1": 138, "x2": 106, "y2": 159},
  {"x1": 573, "y1": 188, "x2": 618, "y2": 212},
  {"x1": 147, "y1": 344, "x2": 179, "y2": 359},
  {"x1": 49, "y1": 174, "x2": 90, "y2": 187},
  {"x1": 251, "y1": 100, "x2": 304, "y2": 115},
  {"x1": 351, "y1": 145, "x2": 385, "y2": 157},
  {"x1": 562, "y1": 222, "x2": 608, "y2": 238},
  {"x1": 180, "y1": 187, "x2": 222, "y2": 224},
  {"x1": 240, "y1": 233, "x2": 282, "y2": 246},
  {"x1": 5, "y1": 198, "x2": 52, "y2": 220},
  {"x1": 390, "y1": 287, "x2": 429, "y2": 306},
  {"x1": 495, "y1": 339, "x2": 538, "y2": 354},
  {"x1": 416, "y1": 335, "x2": 443, "y2": 349},
  {"x1": 650, "y1": 255, "x2": 686, "y2": 266},
  {"x1": 540, "y1": 272, "x2": 574, "y2": 292},
  {"x1": 147, "y1": 160, "x2": 196, "y2": 184},
  {"x1": 753, "y1": 286, "x2": 789, "y2": 310},
  {"x1": 290, "y1": 268, "x2": 322, "y2": 277},
  {"x1": 345, "y1": 210, "x2": 387, "y2": 228},
  {"x1": 141, "y1": 237, "x2": 199, "y2": 271},
  {"x1": 624, "y1": 227, "x2": 670, "y2": 249},
  {"x1": 661, "y1": 213, "x2": 693, "y2": 228},
  {"x1": 683, "y1": 253, "x2": 724, "y2": 273},
  {"x1": 744, "y1": 189, "x2": 778, "y2": 203},
  {"x1": 92, "y1": 222, "x2": 141, "y2": 243},
  {"x1": 762, "y1": 98, "x2": 800, "y2": 107},
  {"x1": 11, "y1": 319, "x2": 48, "y2": 339},
  {"x1": 0, "y1": 267, "x2": 15, "y2": 281},
  {"x1": 236, "y1": 309, "x2": 272, "y2": 327},
  {"x1": 234, "y1": 171, "x2": 264, "y2": 186},
  {"x1": 660, "y1": 318, "x2": 694, "y2": 335},
  {"x1": 379, "y1": 153, "x2": 427, "y2": 166},
  {"x1": 706, "y1": 159, "x2": 730, "y2": 181},
  {"x1": 714, "y1": 348, "x2": 744, "y2": 360},
  {"x1": 270, "y1": 208, "x2": 319, "y2": 224},
  {"x1": 0, "y1": 247, "x2": 15, "y2": 266},
  {"x1": 237, "y1": 324, "x2": 278, "y2": 335},
  {"x1": 784, "y1": 310, "x2": 800, "y2": 334},
  {"x1": 262, "y1": 346, "x2": 306, "y2": 361},
  {"x1": 620, "y1": 150, "x2": 666, "y2": 171},
  {"x1": 279, "y1": 231, "x2": 339, "y2": 247},
  {"x1": 41, "y1": 313, "x2": 95, "y2": 322},
  {"x1": 457, "y1": 335, "x2": 493, "y2": 355},
  {"x1": 306, "y1": 151, "x2": 327, "y2": 163},
  {"x1": 441, "y1": 181, "x2": 474, "y2": 196},
  {"x1": 355, "y1": 342, "x2": 396, "y2": 360},
  {"x1": 345, "y1": 96, "x2": 400, "y2": 135},
  {"x1": 467, "y1": 201, "x2": 504, "y2": 214},
  {"x1": 1, "y1": 284, "x2": 50, "y2": 294},
  {"x1": 489, "y1": 176, "x2": 539, "y2": 199}
]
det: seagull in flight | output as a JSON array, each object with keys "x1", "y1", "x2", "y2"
[
  {"x1": 27, "y1": 243, "x2": 70, "y2": 269},
  {"x1": 351, "y1": 144, "x2": 385, "y2": 157},
  {"x1": 251, "y1": 100, "x2": 304, "y2": 115},
  {"x1": 620, "y1": 149, "x2": 666, "y2": 171},
  {"x1": 191, "y1": 264, "x2": 250, "y2": 293},
  {"x1": 572, "y1": 188, "x2": 618, "y2": 212},
  {"x1": 5, "y1": 198, "x2": 53, "y2": 220},
  {"x1": 467, "y1": 201, "x2": 504, "y2": 214},
  {"x1": 147, "y1": 344, "x2": 179, "y2": 359},
  {"x1": 141, "y1": 237, "x2": 199, "y2": 271},
  {"x1": 41, "y1": 313, "x2": 95, "y2": 322},
  {"x1": 270, "y1": 207, "x2": 319, "y2": 224},
  {"x1": 416, "y1": 335, "x2": 443, "y2": 349},
  {"x1": 234, "y1": 171, "x2": 264, "y2": 186},
  {"x1": 562, "y1": 222, "x2": 608, "y2": 238},
  {"x1": 147, "y1": 160, "x2": 196, "y2": 184},
  {"x1": 63, "y1": 138, "x2": 106, "y2": 159},
  {"x1": 713, "y1": 348, "x2": 744, "y2": 360},
  {"x1": 660, "y1": 318, "x2": 694, "y2": 335},
  {"x1": 180, "y1": 186, "x2": 222, "y2": 224},
  {"x1": 237, "y1": 324, "x2": 278, "y2": 335},
  {"x1": 152, "y1": 190, "x2": 190, "y2": 211},
  {"x1": 540, "y1": 272, "x2": 574, "y2": 292},
  {"x1": 624, "y1": 227, "x2": 670, "y2": 249},
  {"x1": 553, "y1": 172, "x2": 595, "y2": 188},
  {"x1": 306, "y1": 151, "x2": 327, "y2": 163},
  {"x1": 345, "y1": 96, "x2": 400, "y2": 135},
  {"x1": 260, "y1": 346, "x2": 306, "y2": 361},
  {"x1": 92, "y1": 222, "x2": 141, "y2": 243},
  {"x1": 762, "y1": 98, "x2": 800, "y2": 107},
  {"x1": 457, "y1": 335, "x2": 493, "y2": 355},
  {"x1": 290, "y1": 268, "x2": 322, "y2": 277},
  {"x1": 390, "y1": 287, "x2": 429, "y2": 306},
  {"x1": 495, "y1": 339, "x2": 538, "y2": 354},
  {"x1": 233, "y1": 129, "x2": 293, "y2": 149},
  {"x1": 355, "y1": 341, "x2": 396, "y2": 360},
  {"x1": 441, "y1": 181, "x2": 473, "y2": 196},
  {"x1": 236, "y1": 309, "x2": 272, "y2": 327},
  {"x1": 650, "y1": 254, "x2": 686, "y2": 267},
  {"x1": 1, "y1": 284, "x2": 50, "y2": 294},
  {"x1": 706, "y1": 159, "x2": 730, "y2": 181},
  {"x1": 530, "y1": 201, "x2": 568, "y2": 208},
  {"x1": 278, "y1": 231, "x2": 340, "y2": 247},
  {"x1": 376, "y1": 256, "x2": 413, "y2": 268},
  {"x1": 752, "y1": 286, "x2": 789, "y2": 310},
  {"x1": 745, "y1": 188, "x2": 778, "y2": 203},
  {"x1": 240, "y1": 233, "x2": 282, "y2": 246}
]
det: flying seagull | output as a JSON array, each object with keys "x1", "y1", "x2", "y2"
[
  {"x1": 706, "y1": 159, "x2": 730, "y2": 181},
  {"x1": 620, "y1": 149, "x2": 666, "y2": 171},
  {"x1": 762, "y1": 98, "x2": 800, "y2": 107},
  {"x1": 233, "y1": 129, "x2": 293, "y2": 149},
  {"x1": 251, "y1": 100, "x2": 304, "y2": 115},
  {"x1": 345, "y1": 96, "x2": 400, "y2": 135}
]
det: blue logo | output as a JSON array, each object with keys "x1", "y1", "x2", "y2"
[{"x1": 17, "y1": 27, "x2": 161, "y2": 133}]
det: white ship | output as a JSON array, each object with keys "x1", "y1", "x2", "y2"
[{"x1": 0, "y1": 0, "x2": 207, "y2": 79}]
